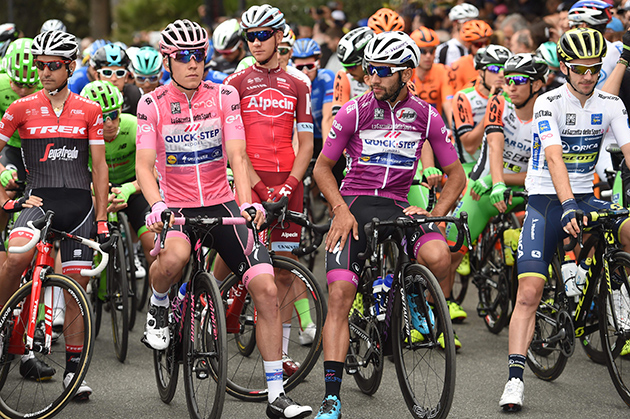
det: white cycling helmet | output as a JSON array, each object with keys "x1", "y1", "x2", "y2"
[
  {"x1": 240, "y1": 4, "x2": 285, "y2": 31},
  {"x1": 31, "y1": 30, "x2": 78, "y2": 60},
  {"x1": 364, "y1": 31, "x2": 420, "y2": 68},
  {"x1": 282, "y1": 24, "x2": 296, "y2": 47},
  {"x1": 213, "y1": 19, "x2": 242, "y2": 53},
  {"x1": 40, "y1": 19, "x2": 67, "y2": 33},
  {"x1": 449, "y1": 3, "x2": 479, "y2": 22}
]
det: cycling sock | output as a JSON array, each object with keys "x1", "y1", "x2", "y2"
[
  {"x1": 21, "y1": 351, "x2": 35, "y2": 363},
  {"x1": 65, "y1": 345, "x2": 83, "y2": 376},
  {"x1": 508, "y1": 354, "x2": 526, "y2": 382},
  {"x1": 282, "y1": 323, "x2": 291, "y2": 354},
  {"x1": 324, "y1": 360, "x2": 344, "y2": 400},
  {"x1": 263, "y1": 360, "x2": 283, "y2": 403},
  {"x1": 294, "y1": 298, "x2": 313, "y2": 329},
  {"x1": 151, "y1": 288, "x2": 169, "y2": 307}
]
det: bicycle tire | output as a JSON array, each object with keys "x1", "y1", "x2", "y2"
[
  {"x1": 119, "y1": 212, "x2": 137, "y2": 330},
  {"x1": 219, "y1": 255, "x2": 326, "y2": 401},
  {"x1": 152, "y1": 299, "x2": 180, "y2": 404},
  {"x1": 299, "y1": 195, "x2": 317, "y2": 272},
  {"x1": 350, "y1": 314, "x2": 383, "y2": 395},
  {"x1": 108, "y1": 233, "x2": 129, "y2": 363},
  {"x1": 451, "y1": 273, "x2": 469, "y2": 306},
  {"x1": 526, "y1": 257, "x2": 569, "y2": 381},
  {"x1": 137, "y1": 245, "x2": 151, "y2": 311},
  {"x1": 0, "y1": 274, "x2": 94, "y2": 419},
  {"x1": 392, "y1": 263, "x2": 456, "y2": 419},
  {"x1": 183, "y1": 272, "x2": 227, "y2": 419},
  {"x1": 598, "y1": 251, "x2": 630, "y2": 407},
  {"x1": 91, "y1": 275, "x2": 103, "y2": 338}
]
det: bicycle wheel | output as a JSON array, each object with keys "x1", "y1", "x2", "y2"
[
  {"x1": 0, "y1": 274, "x2": 93, "y2": 419},
  {"x1": 108, "y1": 232, "x2": 129, "y2": 363},
  {"x1": 349, "y1": 313, "x2": 383, "y2": 396},
  {"x1": 152, "y1": 301, "x2": 180, "y2": 403},
  {"x1": 392, "y1": 264, "x2": 456, "y2": 419},
  {"x1": 119, "y1": 212, "x2": 137, "y2": 330},
  {"x1": 219, "y1": 255, "x2": 326, "y2": 401},
  {"x1": 90, "y1": 275, "x2": 103, "y2": 338},
  {"x1": 451, "y1": 273, "x2": 469, "y2": 306},
  {"x1": 299, "y1": 194, "x2": 317, "y2": 273},
  {"x1": 137, "y1": 244, "x2": 151, "y2": 311},
  {"x1": 599, "y1": 251, "x2": 630, "y2": 407},
  {"x1": 526, "y1": 257, "x2": 569, "y2": 381},
  {"x1": 183, "y1": 272, "x2": 227, "y2": 419}
]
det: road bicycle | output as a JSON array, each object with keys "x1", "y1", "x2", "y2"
[
  {"x1": 0, "y1": 210, "x2": 111, "y2": 418},
  {"x1": 345, "y1": 211, "x2": 472, "y2": 419},
  {"x1": 300, "y1": 158, "x2": 327, "y2": 272},
  {"x1": 218, "y1": 198, "x2": 329, "y2": 401}
]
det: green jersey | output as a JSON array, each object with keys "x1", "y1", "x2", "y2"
[
  {"x1": 105, "y1": 113, "x2": 137, "y2": 184},
  {"x1": 0, "y1": 74, "x2": 42, "y2": 148}
]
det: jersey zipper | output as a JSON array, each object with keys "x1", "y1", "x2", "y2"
[
  {"x1": 266, "y1": 69, "x2": 279, "y2": 172},
  {"x1": 380, "y1": 101, "x2": 398, "y2": 193},
  {"x1": 187, "y1": 90, "x2": 205, "y2": 207}
]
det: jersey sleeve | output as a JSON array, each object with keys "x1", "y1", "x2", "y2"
[
  {"x1": 0, "y1": 100, "x2": 21, "y2": 143},
  {"x1": 322, "y1": 70, "x2": 334, "y2": 104},
  {"x1": 295, "y1": 79, "x2": 314, "y2": 133},
  {"x1": 426, "y1": 106, "x2": 458, "y2": 168},
  {"x1": 484, "y1": 95, "x2": 505, "y2": 135},
  {"x1": 136, "y1": 94, "x2": 160, "y2": 150},
  {"x1": 440, "y1": 65, "x2": 454, "y2": 102},
  {"x1": 453, "y1": 91, "x2": 474, "y2": 137},
  {"x1": 321, "y1": 99, "x2": 357, "y2": 161},
  {"x1": 609, "y1": 97, "x2": 630, "y2": 148},
  {"x1": 532, "y1": 97, "x2": 562, "y2": 150},
  {"x1": 87, "y1": 102, "x2": 104, "y2": 145},
  {"x1": 219, "y1": 84, "x2": 245, "y2": 141},
  {"x1": 332, "y1": 70, "x2": 351, "y2": 117}
]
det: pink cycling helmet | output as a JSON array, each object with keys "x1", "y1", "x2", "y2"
[{"x1": 159, "y1": 19, "x2": 208, "y2": 55}]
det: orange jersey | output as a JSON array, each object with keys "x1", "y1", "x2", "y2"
[
  {"x1": 452, "y1": 82, "x2": 489, "y2": 163},
  {"x1": 449, "y1": 54, "x2": 477, "y2": 94},
  {"x1": 411, "y1": 63, "x2": 454, "y2": 116}
]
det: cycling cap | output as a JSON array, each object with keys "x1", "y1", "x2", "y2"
[
  {"x1": 474, "y1": 44, "x2": 512, "y2": 70},
  {"x1": 131, "y1": 46, "x2": 162, "y2": 75},
  {"x1": 364, "y1": 31, "x2": 420, "y2": 68},
  {"x1": 4, "y1": 38, "x2": 39, "y2": 85},
  {"x1": 449, "y1": 3, "x2": 480, "y2": 22},
  {"x1": 410, "y1": 27, "x2": 440, "y2": 48},
  {"x1": 213, "y1": 19, "x2": 242, "y2": 53},
  {"x1": 504, "y1": 53, "x2": 549, "y2": 81},
  {"x1": 236, "y1": 55, "x2": 257, "y2": 72},
  {"x1": 292, "y1": 38, "x2": 321, "y2": 58},
  {"x1": 568, "y1": 0, "x2": 612, "y2": 26},
  {"x1": 240, "y1": 4, "x2": 285, "y2": 31},
  {"x1": 40, "y1": 19, "x2": 66, "y2": 34},
  {"x1": 368, "y1": 8, "x2": 405, "y2": 34},
  {"x1": 282, "y1": 24, "x2": 296, "y2": 47},
  {"x1": 31, "y1": 30, "x2": 78, "y2": 60},
  {"x1": 536, "y1": 41, "x2": 560, "y2": 68},
  {"x1": 557, "y1": 27, "x2": 606, "y2": 62},
  {"x1": 81, "y1": 80, "x2": 123, "y2": 112},
  {"x1": 91, "y1": 44, "x2": 130, "y2": 69},
  {"x1": 159, "y1": 19, "x2": 209, "y2": 56},
  {"x1": 460, "y1": 20, "x2": 493, "y2": 42},
  {"x1": 336, "y1": 27, "x2": 375, "y2": 65}
]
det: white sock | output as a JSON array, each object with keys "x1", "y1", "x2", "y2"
[
  {"x1": 264, "y1": 360, "x2": 284, "y2": 403},
  {"x1": 151, "y1": 288, "x2": 169, "y2": 307},
  {"x1": 282, "y1": 323, "x2": 291, "y2": 355},
  {"x1": 21, "y1": 351, "x2": 35, "y2": 363}
]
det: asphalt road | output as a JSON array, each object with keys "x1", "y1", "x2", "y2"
[{"x1": 59, "y1": 261, "x2": 630, "y2": 419}]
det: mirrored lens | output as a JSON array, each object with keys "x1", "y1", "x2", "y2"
[
  {"x1": 566, "y1": 63, "x2": 602, "y2": 75},
  {"x1": 98, "y1": 68, "x2": 128, "y2": 78},
  {"x1": 34, "y1": 60, "x2": 68, "y2": 71},
  {"x1": 135, "y1": 75, "x2": 160, "y2": 83},
  {"x1": 278, "y1": 47, "x2": 291, "y2": 56},
  {"x1": 485, "y1": 64, "x2": 504, "y2": 74},
  {"x1": 103, "y1": 109, "x2": 120, "y2": 122},
  {"x1": 245, "y1": 30, "x2": 275, "y2": 43},
  {"x1": 504, "y1": 75, "x2": 530, "y2": 86},
  {"x1": 172, "y1": 49, "x2": 205, "y2": 63},
  {"x1": 295, "y1": 63, "x2": 317, "y2": 71}
]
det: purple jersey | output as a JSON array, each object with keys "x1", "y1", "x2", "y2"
[{"x1": 322, "y1": 91, "x2": 458, "y2": 201}]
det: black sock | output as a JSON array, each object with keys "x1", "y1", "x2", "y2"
[
  {"x1": 323, "y1": 360, "x2": 344, "y2": 400},
  {"x1": 508, "y1": 354, "x2": 526, "y2": 382},
  {"x1": 65, "y1": 345, "x2": 82, "y2": 376}
]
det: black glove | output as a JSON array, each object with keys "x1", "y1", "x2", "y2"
[
  {"x1": 2, "y1": 196, "x2": 26, "y2": 213},
  {"x1": 96, "y1": 220, "x2": 110, "y2": 244},
  {"x1": 621, "y1": 29, "x2": 630, "y2": 62}
]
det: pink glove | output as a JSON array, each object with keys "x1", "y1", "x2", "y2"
[
  {"x1": 269, "y1": 176, "x2": 299, "y2": 202},
  {"x1": 146, "y1": 201, "x2": 168, "y2": 227}
]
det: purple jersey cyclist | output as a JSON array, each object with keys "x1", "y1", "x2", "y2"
[{"x1": 311, "y1": 31, "x2": 466, "y2": 419}]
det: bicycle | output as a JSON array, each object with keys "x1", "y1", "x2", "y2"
[
  {"x1": 526, "y1": 208, "x2": 630, "y2": 407},
  {"x1": 300, "y1": 158, "x2": 326, "y2": 272},
  {"x1": 0, "y1": 210, "x2": 111, "y2": 418},
  {"x1": 218, "y1": 197, "x2": 329, "y2": 401},
  {"x1": 345, "y1": 211, "x2": 472, "y2": 419}
]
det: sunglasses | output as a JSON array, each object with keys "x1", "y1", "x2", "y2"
[
  {"x1": 13, "y1": 81, "x2": 37, "y2": 88},
  {"x1": 97, "y1": 68, "x2": 128, "y2": 78},
  {"x1": 34, "y1": 60, "x2": 70, "y2": 71},
  {"x1": 295, "y1": 62, "x2": 317, "y2": 71},
  {"x1": 472, "y1": 41, "x2": 489, "y2": 49},
  {"x1": 244, "y1": 30, "x2": 275, "y2": 43},
  {"x1": 485, "y1": 64, "x2": 504, "y2": 74},
  {"x1": 170, "y1": 49, "x2": 205, "y2": 63},
  {"x1": 566, "y1": 62, "x2": 602, "y2": 75},
  {"x1": 419, "y1": 47, "x2": 436, "y2": 55},
  {"x1": 504, "y1": 75, "x2": 531, "y2": 86},
  {"x1": 278, "y1": 46, "x2": 291, "y2": 56},
  {"x1": 366, "y1": 64, "x2": 408, "y2": 77},
  {"x1": 135, "y1": 74, "x2": 160, "y2": 83},
  {"x1": 103, "y1": 109, "x2": 120, "y2": 122}
]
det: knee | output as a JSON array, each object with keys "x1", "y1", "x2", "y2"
[
  {"x1": 515, "y1": 282, "x2": 542, "y2": 309},
  {"x1": 327, "y1": 284, "x2": 356, "y2": 317},
  {"x1": 251, "y1": 276, "x2": 279, "y2": 306},
  {"x1": 421, "y1": 248, "x2": 451, "y2": 280}
]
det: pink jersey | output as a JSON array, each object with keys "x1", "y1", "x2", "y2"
[{"x1": 136, "y1": 82, "x2": 244, "y2": 208}]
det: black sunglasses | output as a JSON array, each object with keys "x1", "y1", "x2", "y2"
[
  {"x1": 34, "y1": 60, "x2": 70, "y2": 71},
  {"x1": 244, "y1": 30, "x2": 275, "y2": 43}
]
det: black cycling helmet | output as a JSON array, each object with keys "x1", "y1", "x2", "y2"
[
  {"x1": 336, "y1": 27, "x2": 375, "y2": 66},
  {"x1": 504, "y1": 53, "x2": 549, "y2": 81},
  {"x1": 557, "y1": 27, "x2": 606, "y2": 62},
  {"x1": 90, "y1": 44, "x2": 130, "y2": 69},
  {"x1": 474, "y1": 44, "x2": 512, "y2": 70}
]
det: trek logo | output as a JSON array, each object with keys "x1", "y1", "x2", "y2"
[
  {"x1": 39, "y1": 143, "x2": 79, "y2": 162},
  {"x1": 246, "y1": 90, "x2": 295, "y2": 113},
  {"x1": 27, "y1": 126, "x2": 87, "y2": 135}
]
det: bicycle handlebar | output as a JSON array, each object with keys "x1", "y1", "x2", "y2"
[{"x1": 564, "y1": 208, "x2": 629, "y2": 250}]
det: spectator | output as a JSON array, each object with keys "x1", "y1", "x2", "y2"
[
  {"x1": 510, "y1": 29, "x2": 534, "y2": 53},
  {"x1": 616, "y1": 0, "x2": 630, "y2": 29},
  {"x1": 323, "y1": 26, "x2": 345, "y2": 73},
  {"x1": 499, "y1": 13, "x2": 529, "y2": 46}
]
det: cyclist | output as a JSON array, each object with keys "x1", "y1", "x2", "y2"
[
  {"x1": 367, "y1": 8, "x2": 405, "y2": 34},
  {"x1": 130, "y1": 46, "x2": 163, "y2": 94},
  {"x1": 136, "y1": 18, "x2": 312, "y2": 419},
  {"x1": 0, "y1": 23, "x2": 19, "y2": 59},
  {"x1": 436, "y1": 3, "x2": 479, "y2": 66},
  {"x1": 91, "y1": 43, "x2": 142, "y2": 115},
  {"x1": 210, "y1": 18, "x2": 250, "y2": 75},
  {"x1": 449, "y1": 19, "x2": 494, "y2": 93},
  {"x1": 536, "y1": 41, "x2": 566, "y2": 91},
  {"x1": 278, "y1": 24, "x2": 310, "y2": 87},
  {"x1": 499, "y1": 27, "x2": 630, "y2": 412},
  {"x1": 0, "y1": 29, "x2": 109, "y2": 400},
  {"x1": 312, "y1": 31, "x2": 466, "y2": 418},
  {"x1": 69, "y1": 39, "x2": 110, "y2": 94}
]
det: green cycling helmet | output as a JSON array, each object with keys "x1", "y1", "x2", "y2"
[
  {"x1": 80, "y1": 80, "x2": 123, "y2": 112},
  {"x1": 3, "y1": 38, "x2": 39, "y2": 85},
  {"x1": 131, "y1": 46, "x2": 162, "y2": 76}
]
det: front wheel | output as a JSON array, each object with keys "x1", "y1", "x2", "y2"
[
  {"x1": 392, "y1": 264, "x2": 456, "y2": 419},
  {"x1": 108, "y1": 233, "x2": 129, "y2": 363}
]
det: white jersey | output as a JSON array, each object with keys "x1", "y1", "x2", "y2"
[
  {"x1": 598, "y1": 40, "x2": 622, "y2": 89},
  {"x1": 526, "y1": 84, "x2": 630, "y2": 195},
  {"x1": 286, "y1": 65, "x2": 311, "y2": 88},
  {"x1": 435, "y1": 38, "x2": 467, "y2": 66}
]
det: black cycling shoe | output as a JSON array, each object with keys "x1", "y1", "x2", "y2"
[
  {"x1": 266, "y1": 393, "x2": 313, "y2": 419},
  {"x1": 20, "y1": 357, "x2": 56, "y2": 381}
]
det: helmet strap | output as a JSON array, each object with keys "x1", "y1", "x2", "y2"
[
  {"x1": 480, "y1": 73, "x2": 491, "y2": 93},
  {"x1": 48, "y1": 63, "x2": 72, "y2": 96},
  {"x1": 565, "y1": 69, "x2": 597, "y2": 99},
  {"x1": 381, "y1": 73, "x2": 407, "y2": 105},
  {"x1": 514, "y1": 83, "x2": 541, "y2": 109}
]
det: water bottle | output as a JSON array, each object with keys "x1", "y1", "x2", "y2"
[
  {"x1": 503, "y1": 228, "x2": 520, "y2": 266},
  {"x1": 562, "y1": 256, "x2": 580, "y2": 297},
  {"x1": 574, "y1": 258, "x2": 592, "y2": 296},
  {"x1": 172, "y1": 283, "x2": 187, "y2": 323},
  {"x1": 372, "y1": 274, "x2": 393, "y2": 321},
  {"x1": 372, "y1": 276, "x2": 384, "y2": 317}
]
